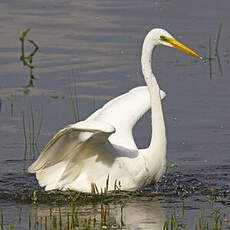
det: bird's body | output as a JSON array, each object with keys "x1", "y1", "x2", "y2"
[
  {"x1": 29, "y1": 86, "x2": 166, "y2": 192},
  {"x1": 29, "y1": 28, "x2": 201, "y2": 193}
]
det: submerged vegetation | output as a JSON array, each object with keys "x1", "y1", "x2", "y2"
[
  {"x1": 1, "y1": 186, "x2": 230, "y2": 230},
  {"x1": 164, "y1": 181, "x2": 230, "y2": 230},
  {"x1": 0, "y1": 190, "x2": 134, "y2": 230}
]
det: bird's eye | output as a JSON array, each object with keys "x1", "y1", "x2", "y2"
[{"x1": 160, "y1": 35, "x2": 170, "y2": 43}]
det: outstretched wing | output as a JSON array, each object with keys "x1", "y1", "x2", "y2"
[
  {"x1": 28, "y1": 120, "x2": 116, "y2": 190},
  {"x1": 28, "y1": 120, "x2": 114, "y2": 172},
  {"x1": 87, "y1": 86, "x2": 166, "y2": 149}
]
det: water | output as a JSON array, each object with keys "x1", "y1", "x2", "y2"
[{"x1": 1, "y1": 0, "x2": 230, "y2": 229}]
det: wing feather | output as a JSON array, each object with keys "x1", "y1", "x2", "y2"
[
  {"x1": 87, "y1": 86, "x2": 166, "y2": 149},
  {"x1": 28, "y1": 120, "x2": 115, "y2": 173}
]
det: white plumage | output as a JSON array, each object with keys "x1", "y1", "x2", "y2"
[{"x1": 28, "y1": 28, "x2": 201, "y2": 193}]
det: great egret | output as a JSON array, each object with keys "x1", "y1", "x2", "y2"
[{"x1": 28, "y1": 28, "x2": 201, "y2": 193}]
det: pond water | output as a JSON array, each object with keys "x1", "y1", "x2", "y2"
[{"x1": 1, "y1": 0, "x2": 230, "y2": 229}]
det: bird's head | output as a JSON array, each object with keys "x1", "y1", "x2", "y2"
[{"x1": 146, "y1": 28, "x2": 202, "y2": 59}]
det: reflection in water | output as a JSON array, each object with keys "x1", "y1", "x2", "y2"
[
  {"x1": 121, "y1": 198, "x2": 167, "y2": 229},
  {"x1": 34, "y1": 197, "x2": 167, "y2": 230},
  {"x1": 207, "y1": 36, "x2": 224, "y2": 79},
  {"x1": 215, "y1": 24, "x2": 223, "y2": 76},
  {"x1": 207, "y1": 23, "x2": 224, "y2": 79},
  {"x1": 208, "y1": 37, "x2": 212, "y2": 79},
  {"x1": 216, "y1": 52, "x2": 223, "y2": 76}
]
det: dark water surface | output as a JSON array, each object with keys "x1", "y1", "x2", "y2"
[{"x1": 1, "y1": 0, "x2": 230, "y2": 229}]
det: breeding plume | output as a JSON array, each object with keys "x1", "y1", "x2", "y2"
[{"x1": 28, "y1": 28, "x2": 201, "y2": 193}]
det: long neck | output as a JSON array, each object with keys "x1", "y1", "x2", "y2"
[{"x1": 141, "y1": 38, "x2": 166, "y2": 158}]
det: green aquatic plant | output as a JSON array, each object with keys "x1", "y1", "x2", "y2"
[
  {"x1": 35, "y1": 105, "x2": 43, "y2": 151},
  {"x1": 0, "y1": 208, "x2": 3, "y2": 230},
  {"x1": 18, "y1": 207, "x2": 22, "y2": 223},
  {"x1": 22, "y1": 103, "x2": 43, "y2": 160},
  {"x1": 9, "y1": 223, "x2": 15, "y2": 230},
  {"x1": 195, "y1": 180, "x2": 229, "y2": 230},
  {"x1": 19, "y1": 28, "x2": 39, "y2": 87},
  {"x1": 33, "y1": 191, "x2": 38, "y2": 205},
  {"x1": 71, "y1": 192, "x2": 81, "y2": 228},
  {"x1": 215, "y1": 23, "x2": 223, "y2": 55},
  {"x1": 28, "y1": 214, "x2": 31, "y2": 230},
  {"x1": 70, "y1": 71, "x2": 80, "y2": 122},
  {"x1": 10, "y1": 95, "x2": 14, "y2": 117},
  {"x1": 163, "y1": 186, "x2": 230, "y2": 230},
  {"x1": 90, "y1": 176, "x2": 122, "y2": 197},
  {"x1": 164, "y1": 206, "x2": 186, "y2": 230},
  {"x1": 120, "y1": 194, "x2": 132, "y2": 227},
  {"x1": 164, "y1": 162, "x2": 178, "y2": 176},
  {"x1": 22, "y1": 109, "x2": 28, "y2": 160},
  {"x1": 29, "y1": 104, "x2": 35, "y2": 158}
]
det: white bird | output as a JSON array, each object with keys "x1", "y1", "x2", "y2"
[{"x1": 28, "y1": 28, "x2": 201, "y2": 193}]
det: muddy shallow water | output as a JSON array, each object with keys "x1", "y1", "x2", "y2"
[{"x1": 1, "y1": 0, "x2": 230, "y2": 229}]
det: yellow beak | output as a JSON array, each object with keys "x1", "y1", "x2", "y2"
[{"x1": 168, "y1": 38, "x2": 202, "y2": 59}]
